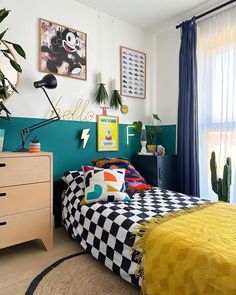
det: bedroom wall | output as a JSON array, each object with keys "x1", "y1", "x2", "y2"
[
  {"x1": 156, "y1": 28, "x2": 180, "y2": 126},
  {"x1": 0, "y1": 0, "x2": 177, "y2": 179},
  {"x1": 2, "y1": 0, "x2": 158, "y2": 123}
]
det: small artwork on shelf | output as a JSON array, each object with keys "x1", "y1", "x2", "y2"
[
  {"x1": 97, "y1": 115, "x2": 119, "y2": 152},
  {"x1": 39, "y1": 18, "x2": 87, "y2": 80},
  {"x1": 120, "y1": 46, "x2": 146, "y2": 99}
]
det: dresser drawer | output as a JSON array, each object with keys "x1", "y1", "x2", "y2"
[
  {"x1": 0, "y1": 182, "x2": 51, "y2": 217},
  {"x1": 0, "y1": 208, "x2": 51, "y2": 249},
  {"x1": 0, "y1": 155, "x2": 51, "y2": 187}
]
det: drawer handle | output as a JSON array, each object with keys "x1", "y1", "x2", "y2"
[
  {"x1": 0, "y1": 163, "x2": 6, "y2": 168},
  {"x1": 0, "y1": 222, "x2": 7, "y2": 226},
  {"x1": 0, "y1": 193, "x2": 6, "y2": 197}
]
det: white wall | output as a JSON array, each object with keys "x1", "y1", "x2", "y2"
[
  {"x1": 2, "y1": 0, "x2": 158, "y2": 124},
  {"x1": 156, "y1": 28, "x2": 180, "y2": 125}
]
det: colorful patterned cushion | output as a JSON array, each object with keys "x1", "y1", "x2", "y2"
[
  {"x1": 81, "y1": 166, "x2": 131, "y2": 205},
  {"x1": 91, "y1": 158, "x2": 151, "y2": 194}
]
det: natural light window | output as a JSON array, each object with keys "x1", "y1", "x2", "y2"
[{"x1": 198, "y1": 7, "x2": 236, "y2": 202}]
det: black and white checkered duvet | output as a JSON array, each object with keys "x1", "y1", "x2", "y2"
[{"x1": 62, "y1": 187, "x2": 204, "y2": 287}]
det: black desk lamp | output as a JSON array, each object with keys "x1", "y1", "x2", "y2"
[{"x1": 16, "y1": 74, "x2": 60, "y2": 152}]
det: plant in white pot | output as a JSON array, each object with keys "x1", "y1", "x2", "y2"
[
  {"x1": 29, "y1": 136, "x2": 41, "y2": 153},
  {"x1": 132, "y1": 114, "x2": 161, "y2": 154}
]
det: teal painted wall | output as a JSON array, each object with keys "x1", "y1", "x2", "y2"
[{"x1": 0, "y1": 117, "x2": 176, "y2": 180}]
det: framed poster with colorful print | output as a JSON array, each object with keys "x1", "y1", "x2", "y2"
[
  {"x1": 120, "y1": 46, "x2": 146, "y2": 99},
  {"x1": 39, "y1": 18, "x2": 87, "y2": 80},
  {"x1": 97, "y1": 115, "x2": 119, "y2": 152}
]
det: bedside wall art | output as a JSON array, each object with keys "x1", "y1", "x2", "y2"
[
  {"x1": 97, "y1": 115, "x2": 119, "y2": 152},
  {"x1": 39, "y1": 18, "x2": 87, "y2": 80},
  {"x1": 120, "y1": 46, "x2": 146, "y2": 99}
]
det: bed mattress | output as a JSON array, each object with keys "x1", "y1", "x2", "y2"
[{"x1": 62, "y1": 187, "x2": 203, "y2": 286}]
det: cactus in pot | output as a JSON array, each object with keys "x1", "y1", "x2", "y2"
[
  {"x1": 210, "y1": 151, "x2": 231, "y2": 202},
  {"x1": 29, "y1": 136, "x2": 41, "y2": 153}
]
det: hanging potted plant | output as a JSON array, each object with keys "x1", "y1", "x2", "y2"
[
  {"x1": 94, "y1": 73, "x2": 108, "y2": 106},
  {"x1": 0, "y1": 8, "x2": 26, "y2": 120},
  {"x1": 29, "y1": 136, "x2": 41, "y2": 153}
]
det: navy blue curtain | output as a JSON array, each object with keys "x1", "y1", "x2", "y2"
[{"x1": 177, "y1": 18, "x2": 200, "y2": 197}]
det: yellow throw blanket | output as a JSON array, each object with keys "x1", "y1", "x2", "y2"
[{"x1": 133, "y1": 202, "x2": 236, "y2": 295}]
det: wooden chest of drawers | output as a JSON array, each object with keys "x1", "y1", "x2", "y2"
[{"x1": 0, "y1": 152, "x2": 53, "y2": 251}]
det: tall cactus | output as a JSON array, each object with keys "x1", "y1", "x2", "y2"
[{"x1": 210, "y1": 151, "x2": 231, "y2": 202}]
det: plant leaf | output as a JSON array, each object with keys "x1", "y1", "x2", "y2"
[
  {"x1": 94, "y1": 84, "x2": 108, "y2": 105},
  {"x1": 2, "y1": 40, "x2": 26, "y2": 59},
  {"x1": 12, "y1": 43, "x2": 26, "y2": 59},
  {"x1": 10, "y1": 59, "x2": 22, "y2": 72},
  {"x1": 0, "y1": 71, "x2": 4, "y2": 80},
  {"x1": 5, "y1": 77, "x2": 18, "y2": 94},
  {"x1": 0, "y1": 28, "x2": 8, "y2": 40},
  {"x1": 0, "y1": 9, "x2": 10, "y2": 23},
  {"x1": 1, "y1": 48, "x2": 11, "y2": 54},
  {"x1": 153, "y1": 114, "x2": 161, "y2": 121},
  {"x1": 132, "y1": 121, "x2": 142, "y2": 132},
  {"x1": 2, "y1": 51, "x2": 12, "y2": 60}
]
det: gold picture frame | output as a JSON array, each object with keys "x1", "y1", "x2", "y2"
[{"x1": 39, "y1": 18, "x2": 87, "y2": 81}]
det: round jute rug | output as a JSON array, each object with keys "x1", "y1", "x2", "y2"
[{"x1": 25, "y1": 252, "x2": 140, "y2": 295}]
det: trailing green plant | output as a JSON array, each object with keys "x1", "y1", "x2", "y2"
[
  {"x1": 132, "y1": 114, "x2": 161, "y2": 144},
  {"x1": 0, "y1": 8, "x2": 26, "y2": 120},
  {"x1": 210, "y1": 151, "x2": 231, "y2": 202},
  {"x1": 110, "y1": 90, "x2": 123, "y2": 109},
  {"x1": 94, "y1": 83, "x2": 108, "y2": 105},
  {"x1": 147, "y1": 114, "x2": 161, "y2": 145},
  {"x1": 31, "y1": 136, "x2": 40, "y2": 144}
]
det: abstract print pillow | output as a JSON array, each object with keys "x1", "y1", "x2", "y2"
[
  {"x1": 91, "y1": 158, "x2": 151, "y2": 194},
  {"x1": 81, "y1": 166, "x2": 131, "y2": 205},
  {"x1": 62, "y1": 170, "x2": 85, "y2": 204}
]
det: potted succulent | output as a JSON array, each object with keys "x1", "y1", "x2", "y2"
[
  {"x1": 29, "y1": 136, "x2": 41, "y2": 153},
  {"x1": 0, "y1": 8, "x2": 26, "y2": 120},
  {"x1": 132, "y1": 114, "x2": 161, "y2": 154}
]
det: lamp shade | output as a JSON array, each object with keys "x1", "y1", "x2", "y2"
[{"x1": 34, "y1": 74, "x2": 57, "y2": 89}]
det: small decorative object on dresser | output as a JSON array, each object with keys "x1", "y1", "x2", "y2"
[
  {"x1": 132, "y1": 154, "x2": 177, "y2": 191},
  {"x1": 156, "y1": 145, "x2": 165, "y2": 156},
  {"x1": 29, "y1": 136, "x2": 41, "y2": 153},
  {"x1": 0, "y1": 152, "x2": 53, "y2": 250},
  {"x1": 140, "y1": 124, "x2": 147, "y2": 154}
]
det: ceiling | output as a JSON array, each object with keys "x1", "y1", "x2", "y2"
[{"x1": 74, "y1": 0, "x2": 224, "y2": 31}]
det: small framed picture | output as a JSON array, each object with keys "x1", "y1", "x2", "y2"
[
  {"x1": 120, "y1": 46, "x2": 146, "y2": 99},
  {"x1": 0, "y1": 129, "x2": 5, "y2": 152},
  {"x1": 39, "y1": 18, "x2": 87, "y2": 80},
  {"x1": 97, "y1": 115, "x2": 119, "y2": 152}
]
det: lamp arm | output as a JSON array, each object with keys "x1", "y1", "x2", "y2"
[
  {"x1": 42, "y1": 87, "x2": 60, "y2": 120},
  {"x1": 15, "y1": 87, "x2": 60, "y2": 152}
]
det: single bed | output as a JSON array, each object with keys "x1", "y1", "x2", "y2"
[{"x1": 62, "y1": 186, "x2": 204, "y2": 287}]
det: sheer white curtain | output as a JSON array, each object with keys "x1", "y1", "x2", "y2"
[{"x1": 198, "y1": 6, "x2": 236, "y2": 202}]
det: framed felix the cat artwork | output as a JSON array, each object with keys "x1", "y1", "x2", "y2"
[
  {"x1": 120, "y1": 46, "x2": 146, "y2": 99},
  {"x1": 39, "y1": 18, "x2": 87, "y2": 80}
]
